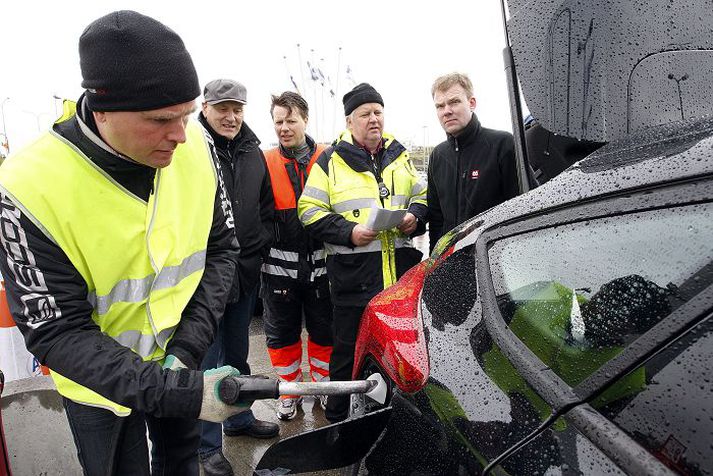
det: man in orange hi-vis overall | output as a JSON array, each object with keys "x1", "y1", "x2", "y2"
[{"x1": 262, "y1": 92, "x2": 333, "y2": 420}]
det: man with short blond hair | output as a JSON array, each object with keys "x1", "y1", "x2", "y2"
[
  {"x1": 431, "y1": 72, "x2": 475, "y2": 99},
  {"x1": 428, "y1": 72, "x2": 518, "y2": 251}
]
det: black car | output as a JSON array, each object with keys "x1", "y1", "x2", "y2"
[
  {"x1": 338, "y1": 114, "x2": 713, "y2": 475},
  {"x1": 256, "y1": 0, "x2": 713, "y2": 474}
]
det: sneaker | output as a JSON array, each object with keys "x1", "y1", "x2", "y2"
[
  {"x1": 276, "y1": 397, "x2": 302, "y2": 420},
  {"x1": 317, "y1": 394, "x2": 328, "y2": 411}
]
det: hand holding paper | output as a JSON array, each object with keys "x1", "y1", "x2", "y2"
[
  {"x1": 365, "y1": 206, "x2": 407, "y2": 231},
  {"x1": 351, "y1": 224, "x2": 379, "y2": 246},
  {"x1": 397, "y1": 212, "x2": 418, "y2": 235}
]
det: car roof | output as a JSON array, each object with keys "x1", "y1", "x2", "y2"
[{"x1": 453, "y1": 114, "x2": 713, "y2": 252}]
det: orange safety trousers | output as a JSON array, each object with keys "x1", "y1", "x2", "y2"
[{"x1": 267, "y1": 338, "x2": 332, "y2": 399}]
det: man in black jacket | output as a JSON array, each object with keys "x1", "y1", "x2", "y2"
[
  {"x1": 0, "y1": 11, "x2": 248, "y2": 475},
  {"x1": 428, "y1": 72, "x2": 519, "y2": 252},
  {"x1": 197, "y1": 79, "x2": 278, "y2": 476}
]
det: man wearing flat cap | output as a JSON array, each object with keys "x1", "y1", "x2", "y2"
[
  {"x1": 196, "y1": 79, "x2": 277, "y2": 475},
  {"x1": 298, "y1": 82, "x2": 427, "y2": 422},
  {"x1": 0, "y1": 10, "x2": 250, "y2": 475}
]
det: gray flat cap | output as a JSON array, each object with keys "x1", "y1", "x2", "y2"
[{"x1": 203, "y1": 79, "x2": 247, "y2": 105}]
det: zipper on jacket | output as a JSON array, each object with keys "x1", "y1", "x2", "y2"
[
  {"x1": 370, "y1": 153, "x2": 389, "y2": 206},
  {"x1": 456, "y1": 139, "x2": 463, "y2": 225}
]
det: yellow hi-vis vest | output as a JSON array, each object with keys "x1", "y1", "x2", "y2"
[
  {"x1": 299, "y1": 131, "x2": 427, "y2": 288},
  {"x1": 0, "y1": 118, "x2": 217, "y2": 415}
]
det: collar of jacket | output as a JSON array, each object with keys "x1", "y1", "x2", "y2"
[
  {"x1": 53, "y1": 94, "x2": 156, "y2": 201},
  {"x1": 279, "y1": 133, "x2": 317, "y2": 161},
  {"x1": 447, "y1": 113, "x2": 482, "y2": 150},
  {"x1": 334, "y1": 130, "x2": 406, "y2": 173},
  {"x1": 198, "y1": 112, "x2": 261, "y2": 154},
  {"x1": 75, "y1": 94, "x2": 140, "y2": 165}
]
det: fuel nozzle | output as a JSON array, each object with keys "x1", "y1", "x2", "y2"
[{"x1": 218, "y1": 373, "x2": 387, "y2": 405}]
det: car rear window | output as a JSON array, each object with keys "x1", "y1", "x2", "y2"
[{"x1": 487, "y1": 202, "x2": 713, "y2": 389}]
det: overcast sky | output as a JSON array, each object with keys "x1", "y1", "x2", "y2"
[{"x1": 0, "y1": 0, "x2": 511, "y2": 153}]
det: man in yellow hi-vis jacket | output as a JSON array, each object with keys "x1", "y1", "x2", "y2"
[
  {"x1": 0, "y1": 11, "x2": 248, "y2": 475},
  {"x1": 298, "y1": 83, "x2": 427, "y2": 422}
]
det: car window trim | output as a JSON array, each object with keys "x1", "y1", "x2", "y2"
[
  {"x1": 477, "y1": 237, "x2": 580, "y2": 411},
  {"x1": 574, "y1": 286, "x2": 713, "y2": 399},
  {"x1": 564, "y1": 403, "x2": 676, "y2": 476}
]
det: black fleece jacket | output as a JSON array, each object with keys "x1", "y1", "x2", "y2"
[
  {"x1": 427, "y1": 113, "x2": 518, "y2": 252},
  {"x1": 198, "y1": 113, "x2": 273, "y2": 298},
  {"x1": 0, "y1": 98, "x2": 239, "y2": 418}
]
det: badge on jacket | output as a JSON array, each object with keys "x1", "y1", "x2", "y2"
[
  {"x1": 471, "y1": 170, "x2": 480, "y2": 180},
  {"x1": 378, "y1": 182, "x2": 390, "y2": 198}
]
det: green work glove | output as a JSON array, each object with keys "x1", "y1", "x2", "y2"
[
  {"x1": 198, "y1": 366, "x2": 250, "y2": 423},
  {"x1": 162, "y1": 354, "x2": 186, "y2": 370}
]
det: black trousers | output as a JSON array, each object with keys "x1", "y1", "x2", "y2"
[
  {"x1": 63, "y1": 397, "x2": 200, "y2": 476},
  {"x1": 262, "y1": 277, "x2": 333, "y2": 348},
  {"x1": 325, "y1": 305, "x2": 365, "y2": 423}
]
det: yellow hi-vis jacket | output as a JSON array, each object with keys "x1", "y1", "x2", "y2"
[
  {"x1": 0, "y1": 116, "x2": 217, "y2": 415},
  {"x1": 298, "y1": 131, "x2": 427, "y2": 306}
]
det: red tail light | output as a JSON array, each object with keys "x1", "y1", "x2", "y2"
[{"x1": 353, "y1": 260, "x2": 430, "y2": 393}]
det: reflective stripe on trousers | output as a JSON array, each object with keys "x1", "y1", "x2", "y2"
[
  {"x1": 267, "y1": 341, "x2": 303, "y2": 381},
  {"x1": 261, "y1": 263, "x2": 299, "y2": 279}
]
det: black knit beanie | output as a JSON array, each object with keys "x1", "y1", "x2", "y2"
[
  {"x1": 343, "y1": 83, "x2": 384, "y2": 116},
  {"x1": 79, "y1": 10, "x2": 200, "y2": 112}
]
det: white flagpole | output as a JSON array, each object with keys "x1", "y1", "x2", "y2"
[
  {"x1": 296, "y1": 44, "x2": 306, "y2": 92},
  {"x1": 283, "y1": 55, "x2": 297, "y2": 93},
  {"x1": 311, "y1": 48, "x2": 319, "y2": 142},
  {"x1": 334, "y1": 46, "x2": 342, "y2": 138}
]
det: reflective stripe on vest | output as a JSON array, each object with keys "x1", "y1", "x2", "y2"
[
  {"x1": 0, "y1": 119, "x2": 217, "y2": 415},
  {"x1": 88, "y1": 249, "x2": 206, "y2": 318},
  {"x1": 324, "y1": 236, "x2": 413, "y2": 255}
]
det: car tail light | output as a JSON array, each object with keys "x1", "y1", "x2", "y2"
[{"x1": 354, "y1": 260, "x2": 430, "y2": 393}]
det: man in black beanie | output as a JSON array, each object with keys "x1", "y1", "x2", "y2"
[
  {"x1": 298, "y1": 83, "x2": 428, "y2": 422},
  {"x1": 0, "y1": 10, "x2": 249, "y2": 475}
]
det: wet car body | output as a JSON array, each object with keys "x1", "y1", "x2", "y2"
[{"x1": 350, "y1": 114, "x2": 713, "y2": 475}]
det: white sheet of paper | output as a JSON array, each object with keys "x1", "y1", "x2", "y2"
[{"x1": 365, "y1": 207, "x2": 407, "y2": 231}]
